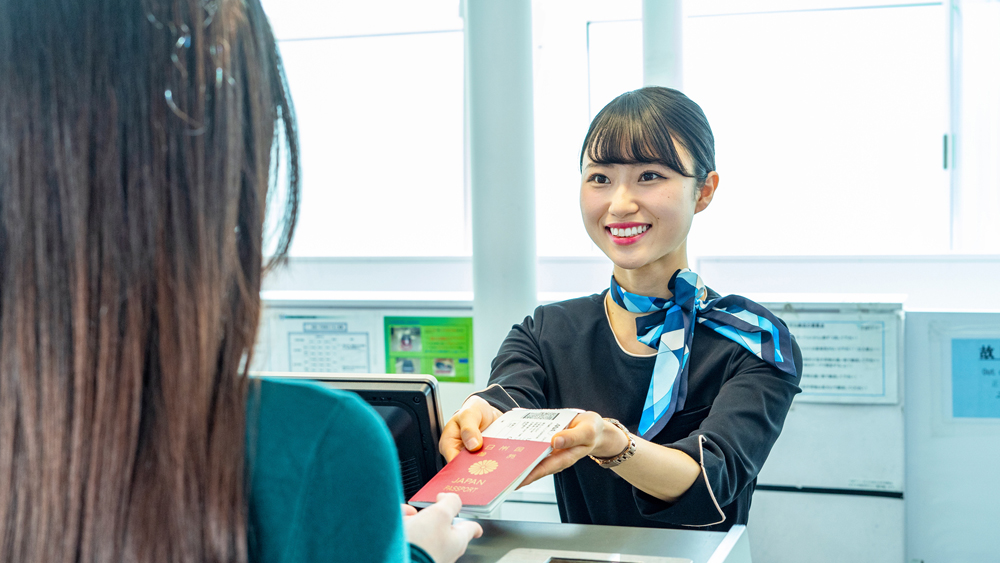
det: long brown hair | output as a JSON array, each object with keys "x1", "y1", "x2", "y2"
[{"x1": 0, "y1": 0, "x2": 299, "y2": 561}]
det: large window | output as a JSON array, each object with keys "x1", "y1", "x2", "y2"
[
  {"x1": 262, "y1": 0, "x2": 465, "y2": 257},
  {"x1": 263, "y1": 0, "x2": 995, "y2": 260},
  {"x1": 953, "y1": 0, "x2": 1000, "y2": 253},
  {"x1": 543, "y1": 1, "x2": 950, "y2": 257},
  {"x1": 532, "y1": 1, "x2": 644, "y2": 257},
  {"x1": 686, "y1": 3, "x2": 948, "y2": 256}
]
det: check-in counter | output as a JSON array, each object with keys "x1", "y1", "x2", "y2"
[{"x1": 459, "y1": 520, "x2": 752, "y2": 563}]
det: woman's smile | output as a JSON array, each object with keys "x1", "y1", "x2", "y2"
[
  {"x1": 606, "y1": 222, "x2": 651, "y2": 245},
  {"x1": 580, "y1": 156, "x2": 699, "y2": 276},
  {"x1": 579, "y1": 144, "x2": 718, "y2": 295}
]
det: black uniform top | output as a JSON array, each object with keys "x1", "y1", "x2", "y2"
[{"x1": 476, "y1": 289, "x2": 802, "y2": 531}]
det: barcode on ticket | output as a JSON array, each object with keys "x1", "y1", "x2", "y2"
[{"x1": 522, "y1": 412, "x2": 559, "y2": 420}]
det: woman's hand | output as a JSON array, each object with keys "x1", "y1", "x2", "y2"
[
  {"x1": 438, "y1": 395, "x2": 503, "y2": 462},
  {"x1": 517, "y1": 411, "x2": 629, "y2": 488},
  {"x1": 404, "y1": 493, "x2": 483, "y2": 563}
]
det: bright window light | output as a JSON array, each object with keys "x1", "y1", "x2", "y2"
[
  {"x1": 954, "y1": 0, "x2": 1000, "y2": 253},
  {"x1": 579, "y1": 4, "x2": 949, "y2": 257},
  {"x1": 263, "y1": 1, "x2": 963, "y2": 259},
  {"x1": 264, "y1": 1, "x2": 465, "y2": 257},
  {"x1": 276, "y1": 34, "x2": 464, "y2": 257},
  {"x1": 686, "y1": 4, "x2": 949, "y2": 257},
  {"x1": 532, "y1": 0, "x2": 643, "y2": 257}
]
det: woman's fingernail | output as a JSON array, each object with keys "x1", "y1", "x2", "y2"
[{"x1": 553, "y1": 437, "x2": 565, "y2": 449}]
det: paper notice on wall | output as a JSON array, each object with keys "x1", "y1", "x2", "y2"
[
  {"x1": 288, "y1": 328, "x2": 370, "y2": 372},
  {"x1": 266, "y1": 311, "x2": 380, "y2": 373},
  {"x1": 765, "y1": 304, "x2": 901, "y2": 404}
]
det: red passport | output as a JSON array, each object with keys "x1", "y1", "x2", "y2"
[{"x1": 408, "y1": 437, "x2": 552, "y2": 515}]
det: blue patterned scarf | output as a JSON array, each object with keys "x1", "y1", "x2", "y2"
[{"x1": 610, "y1": 269, "x2": 798, "y2": 440}]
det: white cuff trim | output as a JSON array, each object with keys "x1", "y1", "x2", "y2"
[
  {"x1": 464, "y1": 383, "x2": 521, "y2": 412},
  {"x1": 682, "y1": 434, "x2": 726, "y2": 528}
]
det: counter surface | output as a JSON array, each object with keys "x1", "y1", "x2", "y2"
[{"x1": 458, "y1": 519, "x2": 736, "y2": 563}]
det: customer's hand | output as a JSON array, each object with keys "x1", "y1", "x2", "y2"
[
  {"x1": 438, "y1": 395, "x2": 503, "y2": 462},
  {"x1": 404, "y1": 493, "x2": 483, "y2": 563}
]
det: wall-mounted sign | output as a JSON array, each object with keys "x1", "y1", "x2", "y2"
[
  {"x1": 384, "y1": 316, "x2": 473, "y2": 383},
  {"x1": 764, "y1": 303, "x2": 901, "y2": 404},
  {"x1": 275, "y1": 313, "x2": 377, "y2": 373},
  {"x1": 951, "y1": 338, "x2": 1000, "y2": 419}
]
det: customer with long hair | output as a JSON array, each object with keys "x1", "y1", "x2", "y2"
[{"x1": 0, "y1": 0, "x2": 479, "y2": 561}]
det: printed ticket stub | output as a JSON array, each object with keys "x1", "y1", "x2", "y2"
[{"x1": 481, "y1": 408, "x2": 582, "y2": 442}]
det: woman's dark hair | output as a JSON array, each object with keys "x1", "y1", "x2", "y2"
[
  {"x1": 580, "y1": 87, "x2": 716, "y2": 186},
  {"x1": 0, "y1": 0, "x2": 299, "y2": 561}
]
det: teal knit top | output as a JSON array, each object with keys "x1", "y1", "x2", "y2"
[{"x1": 247, "y1": 378, "x2": 434, "y2": 563}]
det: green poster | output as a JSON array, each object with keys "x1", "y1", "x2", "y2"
[{"x1": 384, "y1": 316, "x2": 473, "y2": 383}]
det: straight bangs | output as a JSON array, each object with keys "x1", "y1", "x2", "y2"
[{"x1": 581, "y1": 93, "x2": 693, "y2": 177}]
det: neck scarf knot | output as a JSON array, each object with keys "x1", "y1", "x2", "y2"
[{"x1": 610, "y1": 269, "x2": 797, "y2": 440}]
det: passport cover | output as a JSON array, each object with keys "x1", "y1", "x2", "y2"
[{"x1": 408, "y1": 437, "x2": 552, "y2": 510}]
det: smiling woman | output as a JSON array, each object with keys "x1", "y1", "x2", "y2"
[
  {"x1": 439, "y1": 86, "x2": 803, "y2": 531},
  {"x1": 580, "y1": 156, "x2": 713, "y2": 295},
  {"x1": 579, "y1": 89, "x2": 719, "y2": 295}
]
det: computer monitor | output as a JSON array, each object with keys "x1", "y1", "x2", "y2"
[{"x1": 252, "y1": 372, "x2": 446, "y2": 500}]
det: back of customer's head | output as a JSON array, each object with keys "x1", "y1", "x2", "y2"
[{"x1": 0, "y1": 0, "x2": 299, "y2": 561}]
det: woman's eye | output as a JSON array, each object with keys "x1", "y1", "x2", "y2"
[
  {"x1": 588, "y1": 174, "x2": 611, "y2": 184},
  {"x1": 639, "y1": 171, "x2": 663, "y2": 182}
]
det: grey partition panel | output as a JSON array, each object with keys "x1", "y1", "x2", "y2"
[
  {"x1": 742, "y1": 300, "x2": 905, "y2": 562},
  {"x1": 904, "y1": 313, "x2": 1000, "y2": 563},
  {"x1": 747, "y1": 491, "x2": 903, "y2": 563},
  {"x1": 757, "y1": 402, "x2": 905, "y2": 491}
]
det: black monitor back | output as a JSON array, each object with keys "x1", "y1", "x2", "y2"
[{"x1": 253, "y1": 372, "x2": 445, "y2": 500}]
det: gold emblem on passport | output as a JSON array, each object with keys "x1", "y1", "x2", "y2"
[{"x1": 468, "y1": 460, "x2": 498, "y2": 475}]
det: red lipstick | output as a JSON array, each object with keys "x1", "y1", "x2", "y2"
[{"x1": 606, "y1": 223, "x2": 650, "y2": 246}]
